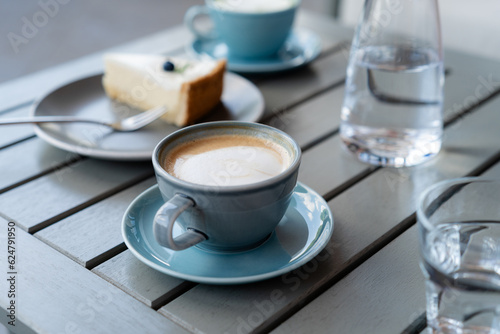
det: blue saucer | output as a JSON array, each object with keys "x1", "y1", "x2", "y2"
[
  {"x1": 187, "y1": 29, "x2": 322, "y2": 73},
  {"x1": 122, "y1": 182, "x2": 333, "y2": 285}
]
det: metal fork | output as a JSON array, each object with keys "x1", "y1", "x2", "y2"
[{"x1": 0, "y1": 105, "x2": 168, "y2": 132}]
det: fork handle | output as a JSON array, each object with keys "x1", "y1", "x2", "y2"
[{"x1": 0, "y1": 116, "x2": 110, "y2": 127}]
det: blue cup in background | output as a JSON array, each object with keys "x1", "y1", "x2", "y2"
[{"x1": 185, "y1": 0, "x2": 300, "y2": 59}]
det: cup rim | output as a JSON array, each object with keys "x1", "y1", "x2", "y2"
[
  {"x1": 416, "y1": 176, "x2": 499, "y2": 230},
  {"x1": 152, "y1": 121, "x2": 301, "y2": 193},
  {"x1": 206, "y1": 0, "x2": 301, "y2": 15}
]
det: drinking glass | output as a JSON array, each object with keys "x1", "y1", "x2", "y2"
[
  {"x1": 417, "y1": 178, "x2": 500, "y2": 333},
  {"x1": 340, "y1": 0, "x2": 444, "y2": 167}
]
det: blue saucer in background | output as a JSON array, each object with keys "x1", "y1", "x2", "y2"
[
  {"x1": 188, "y1": 29, "x2": 322, "y2": 73},
  {"x1": 122, "y1": 182, "x2": 334, "y2": 285}
]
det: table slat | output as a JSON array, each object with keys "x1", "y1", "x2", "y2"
[
  {"x1": 35, "y1": 178, "x2": 156, "y2": 268},
  {"x1": 0, "y1": 217, "x2": 190, "y2": 334},
  {"x1": 0, "y1": 159, "x2": 152, "y2": 232},
  {"x1": 264, "y1": 85, "x2": 344, "y2": 149},
  {"x1": 299, "y1": 135, "x2": 373, "y2": 197},
  {"x1": 258, "y1": 50, "x2": 348, "y2": 118},
  {"x1": 0, "y1": 138, "x2": 78, "y2": 193},
  {"x1": 92, "y1": 250, "x2": 193, "y2": 309}
]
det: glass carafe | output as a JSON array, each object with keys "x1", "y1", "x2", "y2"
[{"x1": 340, "y1": 0, "x2": 444, "y2": 167}]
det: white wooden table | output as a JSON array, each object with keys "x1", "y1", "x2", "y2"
[{"x1": 1, "y1": 10, "x2": 500, "y2": 334}]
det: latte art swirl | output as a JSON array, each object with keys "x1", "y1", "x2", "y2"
[{"x1": 164, "y1": 135, "x2": 291, "y2": 186}]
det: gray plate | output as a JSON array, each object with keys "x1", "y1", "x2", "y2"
[{"x1": 31, "y1": 72, "x2": 264, "y2": 160}]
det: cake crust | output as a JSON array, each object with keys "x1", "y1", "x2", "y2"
[{"x1": 176, "y1": 59, "x2": 226, "y2": 126}]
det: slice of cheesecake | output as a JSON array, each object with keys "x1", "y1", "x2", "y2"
[{"x1": 102, "y1": 53, "x2": 226, "y2": 127}]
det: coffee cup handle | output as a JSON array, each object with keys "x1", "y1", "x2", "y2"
[
  {"x1": 184, "y1": 5, "x2": 217, "y2": 40},
  {"x1": 153, "y1": 194, "x2": 207, "y2": 251}
]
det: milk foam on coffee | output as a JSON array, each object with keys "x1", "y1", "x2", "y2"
[
  {"x1": 165, "y1": 135, "x2": 291, "y2": 186},
  {"x1": 213, "y1": 0, "x2": 295, "y2": 13}
]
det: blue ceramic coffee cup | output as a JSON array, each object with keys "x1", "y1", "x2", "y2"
[
  {"x1": 184, "y1": 0, "x2": 300, "y2": 59},
  {"x1": 152, "y1": 121, "x2": 301, "y2": 252}
]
